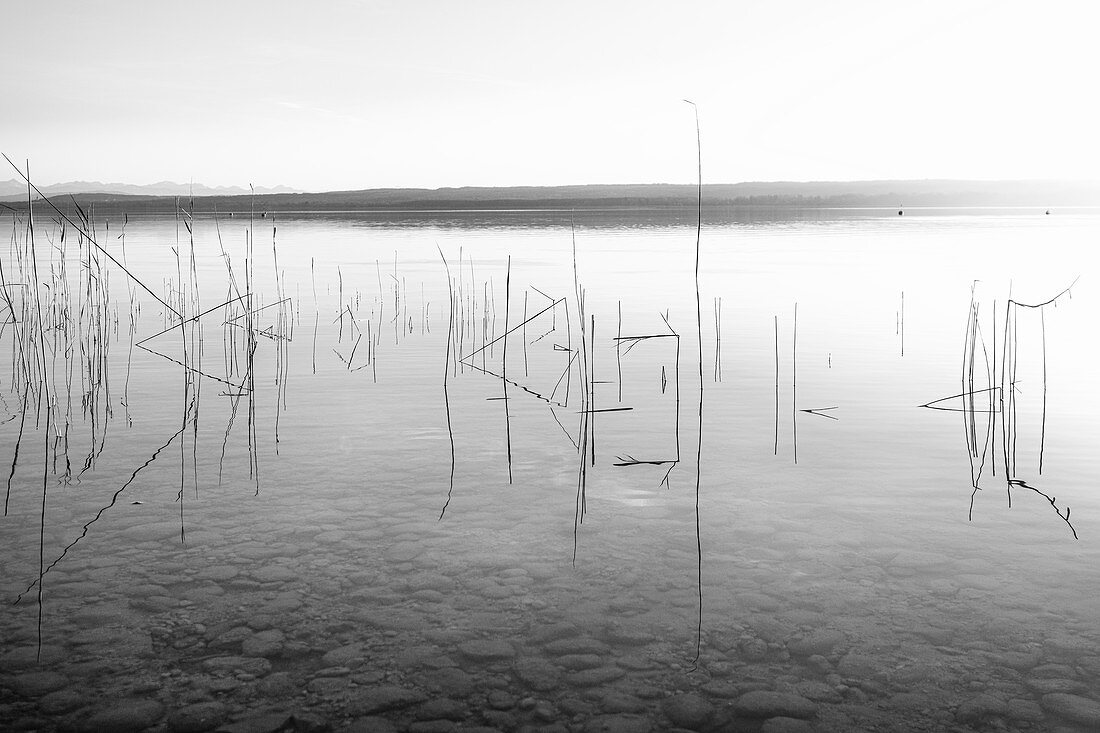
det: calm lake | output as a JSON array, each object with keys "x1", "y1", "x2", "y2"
[{"x1": 2, "y1": 206, "x2": 1099, "y2": 732}]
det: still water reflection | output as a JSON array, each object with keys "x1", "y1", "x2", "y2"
[{"x1": 1, "y1": 207, "x2": 1099, "y2": 731}]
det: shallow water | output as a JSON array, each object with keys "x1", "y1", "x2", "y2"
[{"x1": 2, "y1": 207, "x2": 1099, "y2": 732}]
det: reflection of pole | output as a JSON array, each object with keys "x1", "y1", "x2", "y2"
[
  {"x1": 991, "y1": 302, "x2": 996, "y2": 477},
  {"x1": 503, "y1": 256, "x2": 512, "y2": 485},
  {"x1": 774, "y1": 315, "x2": 779, "y2": 456},
  {"x1": 591, "y1": 314, "x2": 596, "y2": 467},
  {"x1": 685, "y1": 99, "x2": 704, "y2": 667},
  {"x1": 1040, "y1": 307, "x2": 1046, "y2": 475},
  {"x1": 617, "y1": 301, "x2": 622, "y2": 403},
  {"x1": 793, "y1": 303, "x2": 798, "y2": 465}
]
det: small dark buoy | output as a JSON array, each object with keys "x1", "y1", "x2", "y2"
[
  {"x1": 1045, "y1": 209, "x2": 1050, "y2": 215},
  {"x1": 898, "y1": 209, "x2": 903, "y2": 216}
]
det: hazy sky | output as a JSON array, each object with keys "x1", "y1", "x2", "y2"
[{"x1": 4, "y1": 0, "x2": 1099, "y2": 191}]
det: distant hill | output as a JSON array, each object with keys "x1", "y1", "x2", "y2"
[
  {"x1": 0, "y1": 179, "x2": 299, "y2": 198},
  {"x1": 2, "y1": 180, "x2": 1097, "y2": 214}
]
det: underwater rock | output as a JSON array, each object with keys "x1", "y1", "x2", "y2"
[
  {"x1": 760, "y1": 718, "x2": 814, "y2": 733},
  {"x1": 513, "y1": 658, "x2": 560, "y2": 691},
  {"x1": 598, "y1": 692, "x2": 646, "y2": 714},
  {"x1": 581, "y1": 714, "x2": 653, "y2": 733},
  {"x1": 345, "y1": 717, "x2": 398, "y2": 733},
  {"x1": 556, "y1": 653, "x2": 603, "y2": 670},
  {"x1": 836, "y1": 652, "x2": 883, "y2": 680},
  {"x1": 486, "y1": 690, "x2": 515, "y2": 710},
  {"x1": 529, "y1": 622, "x2": 581, "y2": 644},
  {"x1": 543, "y1": 637, "x2": 610, "y2": 656},
  {"x1": 208, "y1": 626, "x2": 253, "y2": 651},
  {"x1": 1006, "y1": 698, "x2": 1045, "y2": 723},
  {"x1": 413, "y1": 698, "x2": 468, "y2": 721},
  {"x1": 1025, "y1": 677, "x2": 1087, "y2": 695},
  {"x1": 346, "y1": 685, "x2": 428, "y2": 716},
  {"x1": 954, "y1": 694, "x2": 1008, "y2": 725},
  {"x1": 9, "y1": 670, "x2": 68, "y2": 697},
  {"x1": 241, "y1": 629, "x2": 285, "y2": 658},
  {"x1": 426, "y1": 667, "x2": 477, "y2": 697},
  {"x1": 213, "y1": 710, "x2": 293, "y2": 733},
  {"x1": 1043, "y1": 635, "x2": 1093, "y2": 660},
  {"x1": 1041, "y1": 693, "x2": 1100, "y2": 727},
  {"x1": 661, "y1": 693, "x2": 713, "y2": 730},
  {"x1": 167, "y1": 701, "x2": 229, "y2": 733},
  {"x1": 457, "y1": 639, "x2": 515, "y2": 661},
  {"x1": 197, "y1": 565, "x2": 239, "y2": 582},
  {"x1": 733, "y1": 691, "x2": 818, "y2": 720},
  {"x1": 77, "y1": 698, "x2": 165, "y2": 732},
  {"x1": 37, "y1": 689, "x2": 86, "y2": 714},
  {"x1": 413, "y1": 695, "x2": 468, "y2": 717},
  {"x1": 0, "y1": 645, "x2": 65, "y2": 668},
  {"x1": 786, "y1": 629, "x2": 845, "y2": 658},
  {"x1": 320, "y1": 643, "x2": 367, "y2": 667},
  {"x1": 306, "y1": 676, "x2": 352, "y2": 697},
  {"x1": 738, "y1": 638, "x2": 769, "y2": 662},
  {"x1": 251, "y1": 565, "x2": 298, "y2": 583},
  {"x1": 565, "y1": 666, "x2": 626, "y2": 686},
  {"x1": 201, "y1": 655, "x2": 272, "y2": 677}
]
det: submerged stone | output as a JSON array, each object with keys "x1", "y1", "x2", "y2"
[
  {"x1": 733, "y1": 691, "x2": 818, "y2": 720},
  {"x1": 955, "y1": 694, "x2": 1008, "y2": 725},
  {"x1": 761, "y1": 718, "x2": 815, "y2": 733},
  {"x1": 661, "y1": 693, "x2": 713, "y2": 730},
  {"x1": 167, "y1": 701, "x2": 228, "y2": 733},
  {"x1": 79, "y1": 698, "x2": 165, "y2": 732},
  {"x1": 786, "y1": 629, "x2": 846, "y2": 658},
  {"x1": 0, "y1": 645, "x2": 65, "y2": 669},
  {"x1": 38, "y1": 689, "x2": 86, "y2": 715},
  {"x1": 513, "y1": 657, "x2": 560, "y2": 691},
  {"x1": 347, "y1": 685, "x2": 427, "y2": 716},
  {"x1": 565, "y1": 667, "x2": 625, "y2": 686},
  {"x1": 582, "y1": 714, "x2": 653, "y2": 733},
  {"x1": 1041, "y1": 693, "x2": 1100, "y2": 727},
  {"x1": 457, "y1": 639, "x2": 515, "y2": 661},
  {"x1": 320, "y1": 644, "x2": 367, "y2": 667},
  {"x1": 200, "y1": 655, "x2": 271, "y2": 677},
  {"x1": 10, "y1": 670, "x2": 68, "y2": 697}
]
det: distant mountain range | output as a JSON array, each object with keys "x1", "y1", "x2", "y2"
[
  {"x1": 0, "y1": 179, "x2": 299, "y2": 198},
  {"x1": 2, "y1": 179, "x2": 1098, "y2": 212}
]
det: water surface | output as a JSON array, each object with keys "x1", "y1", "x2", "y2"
[{"x1": 1, "y1": 207, "x2": 1098, "y2": 731}]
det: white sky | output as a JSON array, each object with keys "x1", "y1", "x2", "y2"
[{"x1": 4, "y1": 0, "x2": 1099, "y2": 191}]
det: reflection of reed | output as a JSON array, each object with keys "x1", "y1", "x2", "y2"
[
  {"x1": 612, "y1": 318, "x2": 681, "y2": 488},
  {"x1": 713, "y1": 296, "x2": 722, "y2": 382},
  {"x1": 923, "y1": 278, "x2": 1079, "y2": 537},
  {"x1": 437, "y1": 246, "x2": 457, "y2": 520}
]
